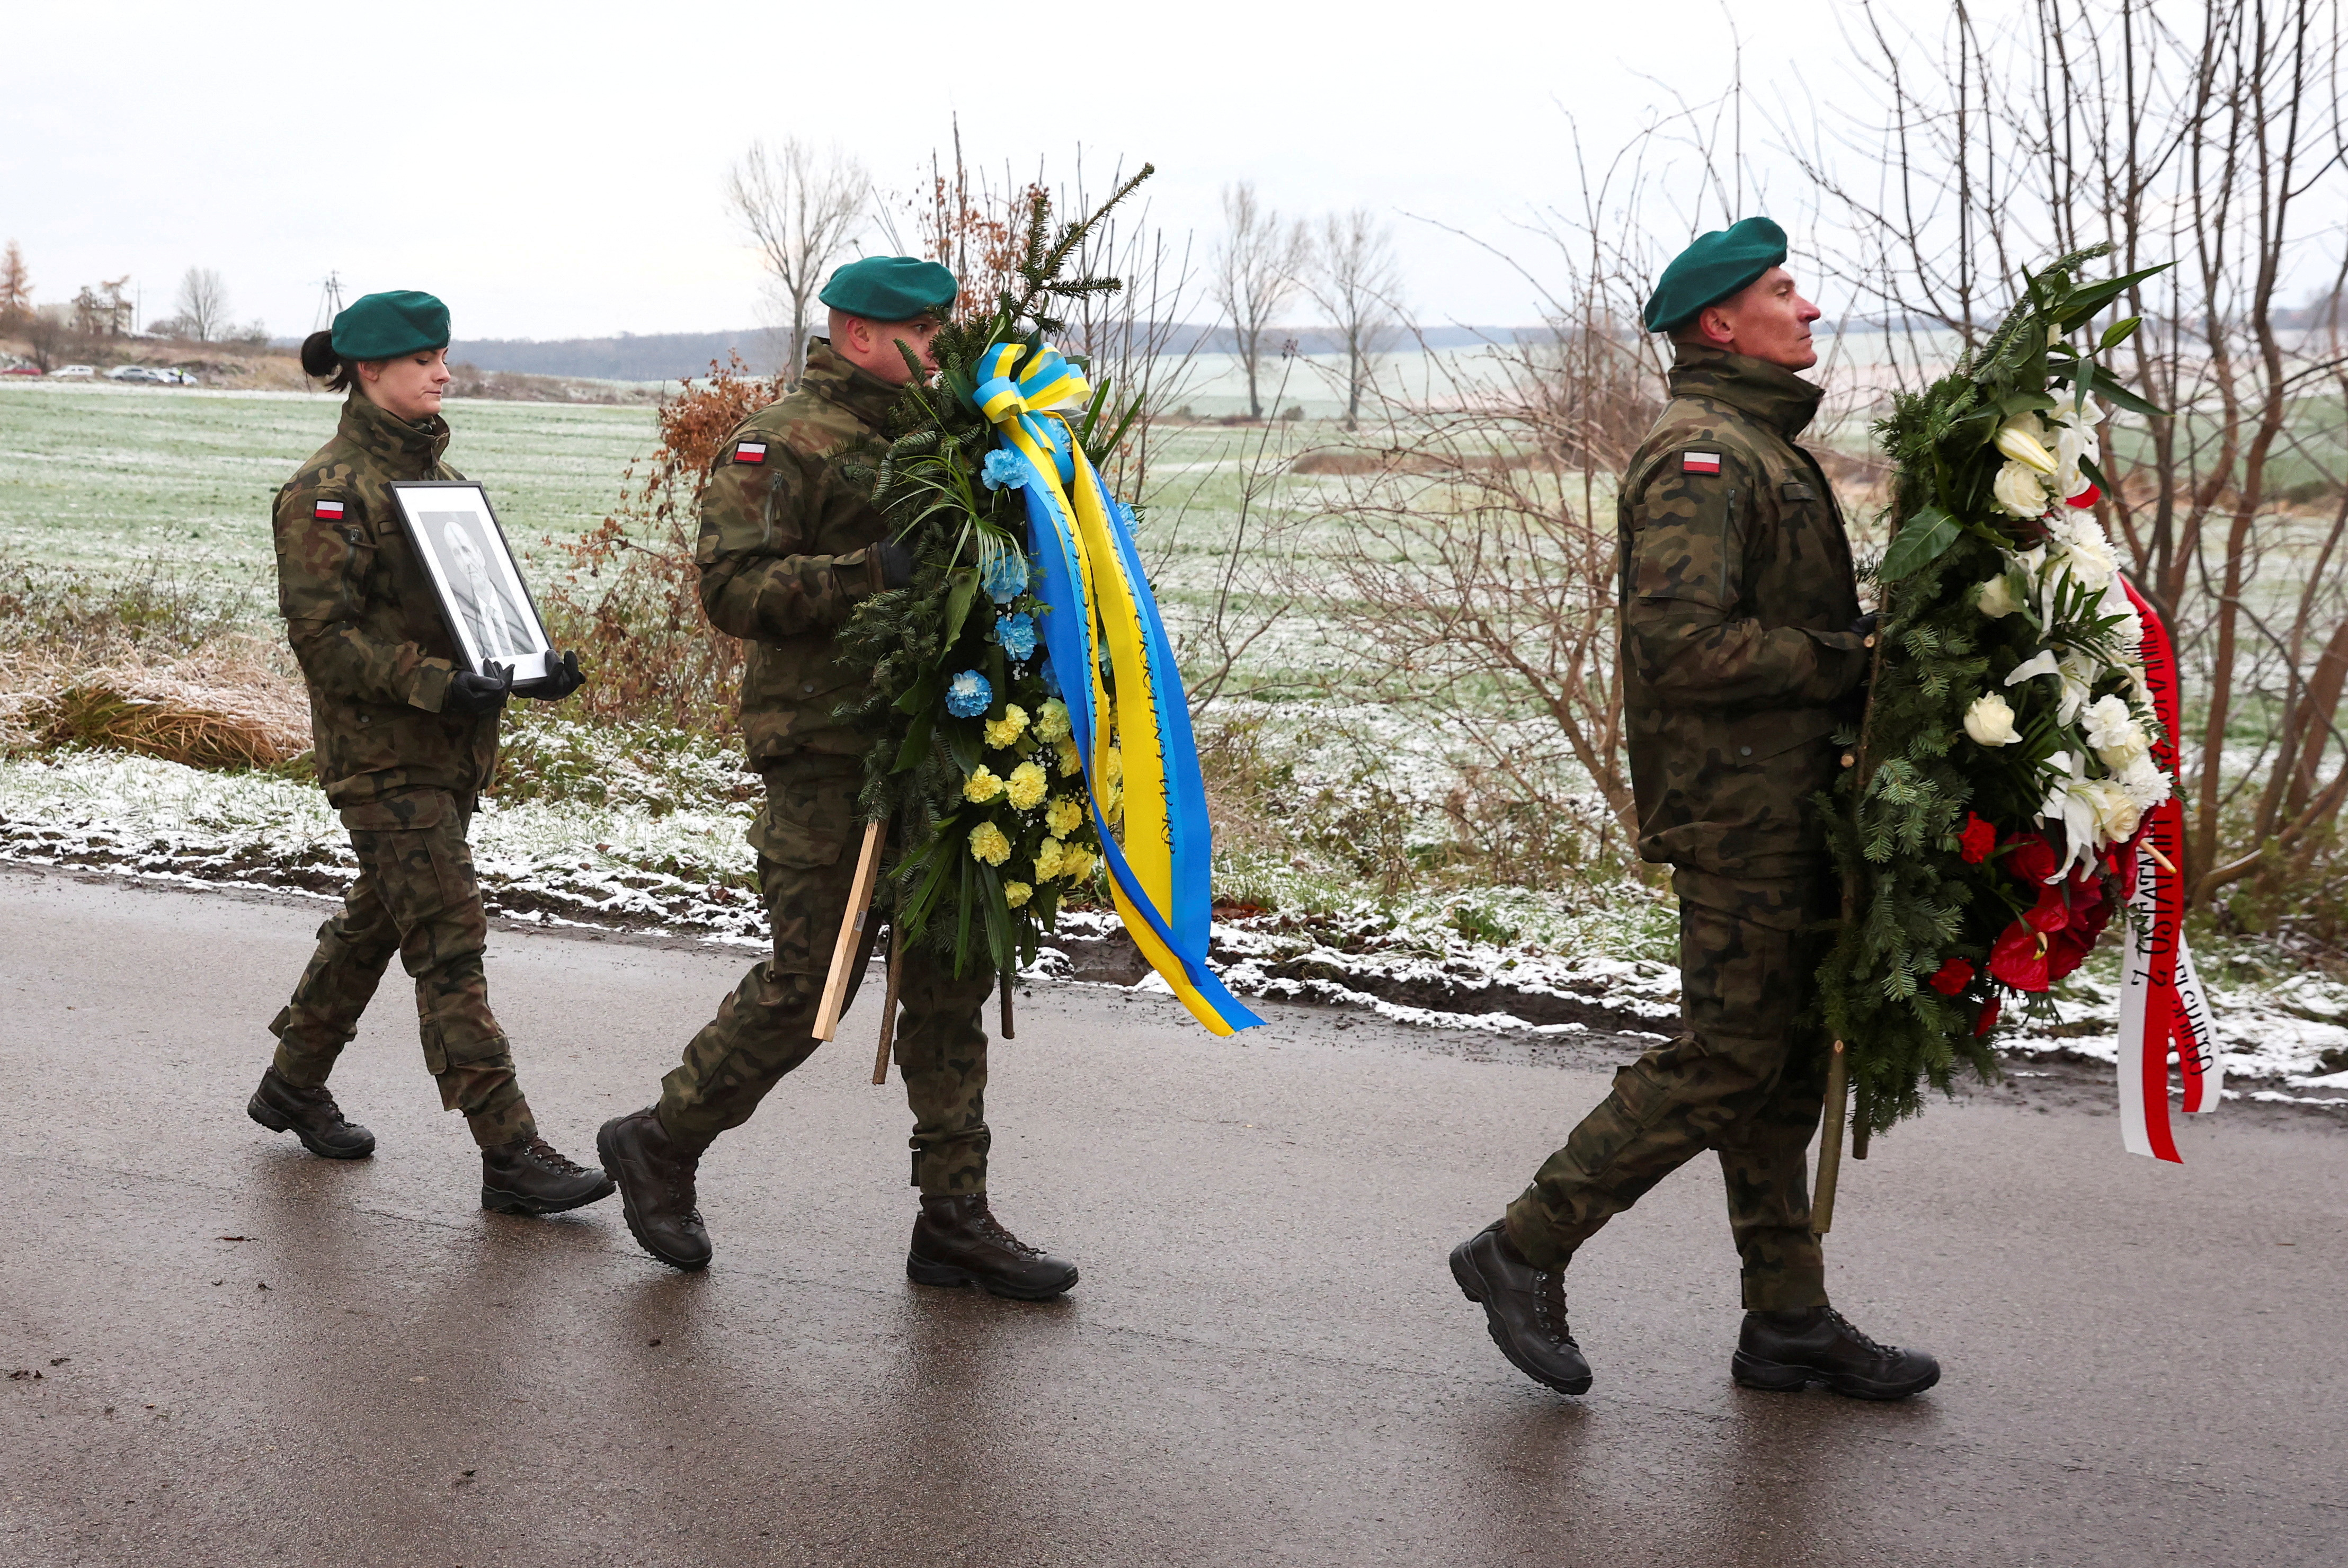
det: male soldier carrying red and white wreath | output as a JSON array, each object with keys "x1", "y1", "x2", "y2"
[{"x1": 1449, "y1": 219, "x2": 1941, "y2": 1401}]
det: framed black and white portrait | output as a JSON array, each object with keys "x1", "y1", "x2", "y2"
[{"x1": 385, "y1": 481, "x2": 557, "y2": 688}]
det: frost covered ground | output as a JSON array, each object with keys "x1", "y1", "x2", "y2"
[{"x1": 8, "y1": 744, "x2": 2345, "y2": 1109}]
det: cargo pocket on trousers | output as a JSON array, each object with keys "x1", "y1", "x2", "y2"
[{"x1": 748, "y1": 769, "x2": 858, "y2": 869}]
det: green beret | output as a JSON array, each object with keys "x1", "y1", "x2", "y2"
[
  {"x1": 819, "y1": 256, "x2": 958, "y2": 322},
  {"x1": 1643, "y1": 218, "x2": 1789, "y2": 334},
  {"x1": 330, "y1": 290, "x2": 450, "y2": 360}
]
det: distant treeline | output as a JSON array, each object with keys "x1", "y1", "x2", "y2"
[
  {"x1": 414, "y1": 298, "x2": 2344, "y2": 384},
  {"x1": 435, "y1": 324, "x2": 1549, "y2": 384}
]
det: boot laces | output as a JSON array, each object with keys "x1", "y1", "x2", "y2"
[
  {"x1": 974, "y1": 1208, "x2": 1042, "y2": 1258},
  {"x1": 1529, "y1": 1268, "x2": 1579, "y2": 1348},
  {"x1": 1823, "y1": 1306, "x2": 1893, "y2": 1357},
  {"x1": 520, "y1": 1138, "x2": 590, "y2": 1177}
]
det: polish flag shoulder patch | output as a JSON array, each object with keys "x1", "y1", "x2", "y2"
[
  {"x1": 314, "y1": 498, "x2": 346, "y2": 520},
  {"x1": 1680, "y1": 451, "x2": 1722, "y2": 476},
  {"x1": 734, "y1": 441, "x2": 768, "y2": 465}
]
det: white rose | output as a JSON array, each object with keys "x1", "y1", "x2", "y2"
[
  {"x1": 1964, "y1": 691, "x2": 2024, "y2": 746},
  {"x1": 2118, "y1": 755, "x2": 2173, "y2": 812},
  {"x1": 1976, "y1": 572, "x2": 2024, "y2": 618},
  {"x1": 2082, "y1": 778, "x2": 2144, "y2": 842},
  {"x1": 1993, "y1": 459, "x2": 2053, "y2": 519}
]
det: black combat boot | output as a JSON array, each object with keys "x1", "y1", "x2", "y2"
[
  {"x1": 246, "y1": 1065, "x2": 376, "y2": 1159},
  {"x1": 1448, "y1": 1219, "x2": 1593, "y2": 1395},
  {"x1": 481, "y1": 1135, "x2": 617, "y2": 1216},
  {"x1": 1732, "y1": 1306, "x2": 1941, "y2": 1400},
  {"x1": 595, "y1": 1108, "x2": 712, "y2": 1270},
  {"x1": 906, "y1": 1195, "x2": 1079, "y2": 1300}
]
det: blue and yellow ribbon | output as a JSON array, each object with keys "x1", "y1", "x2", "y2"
[{"x1": 974, "y1": 340, "x2": 1262, "y2": 1037}]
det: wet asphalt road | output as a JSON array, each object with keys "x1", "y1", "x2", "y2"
[{"x1": 2, "y1": 866, "x2": 2343, "y2": 1567}]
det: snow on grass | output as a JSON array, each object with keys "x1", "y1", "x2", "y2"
[{"x1": 5, "y1": 749, "x2": 2344, "y2": 1101}]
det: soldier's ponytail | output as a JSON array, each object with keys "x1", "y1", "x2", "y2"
[{"x1": 300, "y1": 329, "x2": 360, "y2": 393}]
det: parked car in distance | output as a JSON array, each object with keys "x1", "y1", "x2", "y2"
[
  {"x1": 104, "y1": 364, "x2": 167, "y2": 383},
  {"x1": 155, "y1": 367, "x2": 201, "y2": 386},
  {"x1": 52, "y1": 364, "x2": 96, "y2": 379},
  {"x1": 2, "y1": 365, "x2": 42, "y2": 377}
]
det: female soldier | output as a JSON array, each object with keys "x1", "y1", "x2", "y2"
[{"x1": 245, "y1": 289, "x2": 613, "y2": 1217}]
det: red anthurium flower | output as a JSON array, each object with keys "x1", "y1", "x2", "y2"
[
  {"x1": 1988, "y1": 919, "x2": 2052, "y2": 992},
  {"x1": 1974, "y1": 994, "x2": 2003, "y2": 1036},
  {"x1": 2065, "y1": 483, "x2": 2102, "y2": 509},
  {"x1": 1928, "y1": 957, "x2": 1973, "y2": 995},
  {"x1": 1958, "y1": 814, "x2": 1998, "y2": 864}
]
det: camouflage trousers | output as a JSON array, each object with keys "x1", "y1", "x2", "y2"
[
  {"x1": 657, "y1": 761, "x2": 995, "y2": 1195},
  {"x1": 1505, "y1": 868, "x2": 1835, "y2": 1310},
  {"x1": 270, "y1": 789, "x2": 535, "y2": 1148}
]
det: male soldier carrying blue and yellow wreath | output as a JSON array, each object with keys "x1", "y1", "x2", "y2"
[
  {"x1": 597, "y1": 257, "x2": 1080, "y2": 1299},
  {"x1": 1449, "y1": 220, "x2": 1941, "y2": 1401}
]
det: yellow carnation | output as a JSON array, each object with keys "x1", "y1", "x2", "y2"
[
  {"x1": 984, "y1": 704, "x2": 1029, "y2": 750},
  {"x1": 1045, "y1": 795, "x2": 1083, "y2": 836},
  {"x1": 1054, "y1": 739, "x2": 1083, "y2": 777},
  {"x1": 1005, "y1": 760, "x2": 1048, "y2": 811},
  {"x1": 1057, "y1": 844, "x2": 1096, "y2": 883},
  {"x1": 1102, "y1": 746, "x2": 1123, "y2": 786},
  {"x1": 1032, "y1": 836, "x2": 1066, "y2": 880},
  {"x1": 968, "y1": 821, "x2": 1011, "y2": 866},
  {"x1": 962, "y1": 765, "x2": 1005, "y2": 804},
  {"x1": 1003, "y1": 880, "x2": 1033, "y2": 908},
  {"x1": 1034, "y1": 698, "x2": 1073, "y2": 743}
]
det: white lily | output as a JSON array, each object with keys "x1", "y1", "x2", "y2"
[
  {"x1": 2038, "y1": 751, "x2": 2105, "y2": 877},
  {"x1": 2004, "y1": 649, "x2": 2061, "y2": 688},
  {"x1": 2055, "y1": 649, "x2": 2100, "y2": 726},
  {"x1": 1995, "y1": 415, "x2": 2060, "y2": 474}
]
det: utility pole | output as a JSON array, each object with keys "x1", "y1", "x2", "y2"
[{"x1": 313, "y1": 271, "x2": 345, "y2": 332}]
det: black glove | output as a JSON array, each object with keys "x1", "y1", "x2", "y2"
[
  {"x1": 876, "y1": 539, "x2": 917, "y2": 590},
  {"x1": 522, "y1": 650, "x2": 585, "y2": 702},
  {"x1": 443, "y1": 662, "x2": 513, "y2": 715},
  {"x1": 1848, "y1": 612, "x2": 1881, "y2": 646}
]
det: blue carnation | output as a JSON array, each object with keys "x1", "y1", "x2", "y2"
[
  {"x1": 982, "y1": 549, "x2": 1028, "y2": 604},
  {"x1": 1038, "y1": 655, "x2": 1062, "y2": 698},
  {"x1": 944, "y1": 669, "x2": 992, "y2": 718},
  {"x1": 981, "y1": 449, "x2": 1028, "y2": 491},
  {"x1": 997, "y1": 612, "x2": 1037, "y2": 661}
]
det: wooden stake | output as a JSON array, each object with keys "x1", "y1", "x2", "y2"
[
  {"x1": 1813, "y1": 1040, "x2": 1849, "y2": 1234},
  {"x1": 814, "y1": 821, "x2": 886, "y2": 1043},
  {"x1": 870, "y1": 931, "x2": 904, "y2": 1086},
  {"x1": 999, "y1": 968, "x2": 1015, "y2": 1040}
]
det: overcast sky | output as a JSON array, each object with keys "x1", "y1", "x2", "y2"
[{"x1": 7, "y1": 0, "x2": 1909, "y2": 342}]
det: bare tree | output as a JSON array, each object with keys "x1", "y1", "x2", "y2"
[
  {"x1": 0, "y1": 241, "x2": 30, "y2": 324},
  {"x1": 175, "y1": 268, "x2": 228, "y2": 342},
  {"x1": 1300, "y1": 207, "x2": 1404, "y2": 429},
  {"x1": 1793, "y1": 0, "x2": 2348, "y2": 926},
  {"x1": 1212, "y1": 183, "x2": 1308, "y2": 420},
  {"x1": 726, "y1": 138, "x2": 868, "y2": 385}
]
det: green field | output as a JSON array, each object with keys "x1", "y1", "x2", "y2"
[{"x1": 0, "y1": 382, "x2": 657, "y2": 583}]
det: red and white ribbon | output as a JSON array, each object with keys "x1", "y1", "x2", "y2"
[{"x1": 2115, "y1": 581, "x2": 2219, "y2": 1162}]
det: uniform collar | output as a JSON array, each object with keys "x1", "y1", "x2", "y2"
[
  {"x1": 339, "y1": 393, "x2": 451, "y2": 475},
  {"x1": 799, "y1": 338, "x2": 904, "y2": 430},
  {"x1": 1667, "y1": 343, "x2": 1825, "y2": 442}
]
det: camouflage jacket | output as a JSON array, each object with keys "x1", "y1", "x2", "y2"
[
  {"x1": 273, "y1": 396, "x2": 499, "y2": 810},
  {"x1": 695, "y1": 339, "x2": 895, "y2": 770},
  {"x1": 1617, "y1": 344, "x2": 1868, "y2": 878}
]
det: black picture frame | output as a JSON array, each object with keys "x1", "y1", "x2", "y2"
[{"x1": 385, "y1": 480, "x2": 556, "y2": 690}]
